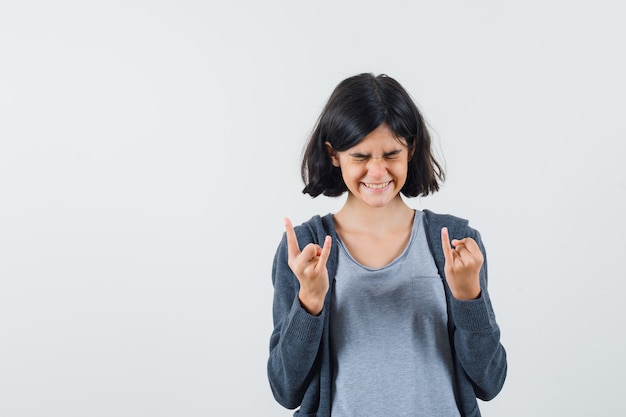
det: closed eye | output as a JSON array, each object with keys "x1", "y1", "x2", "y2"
[
  {"x1": 348, "y1": 149, "x2": 404, "y2": 162},
  {"x1": 350, "y1": 153, "x2": 369, "y2": 162},
  {"x1": 384, "y1": 150, "x2": 403, "y2": 159}
]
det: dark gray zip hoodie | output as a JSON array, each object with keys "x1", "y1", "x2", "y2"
[{"x1": 268, "y1": 210, "x2": 507, "y2": 417}]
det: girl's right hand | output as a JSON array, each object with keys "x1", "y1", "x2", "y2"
[{"x1": 284, "y1": 217, "x2": 332, "y2": 316}]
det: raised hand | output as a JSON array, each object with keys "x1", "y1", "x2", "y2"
[
  {"x1": 284, "y1": 217, "x2": 332, "y2": 315},
  {"x1": 441, "y1": 227, "x2": 483, "y2": 300}
]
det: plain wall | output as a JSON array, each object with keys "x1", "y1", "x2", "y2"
[{"x1": 1, "y1": 1, "x2": 625, "y2": 416}]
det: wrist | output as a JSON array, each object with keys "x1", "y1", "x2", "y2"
[
  {"x1": 451, "y1": 287, "x2": 481, "y2": 301},
  {"x1": 298, "y1": 291, "x2": 325, "y2": 316}
]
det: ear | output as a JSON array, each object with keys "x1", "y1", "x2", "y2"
[
  {"x1": 407, "y1": 143, "x2": 415, "y2": 161},
  {"x1": 325, "y1": 141, "x2": 340, "y2": 167}
]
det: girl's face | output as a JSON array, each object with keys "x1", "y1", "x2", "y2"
[{"x1": 326, "y1": 124, "x2": 411, "y2": 209}]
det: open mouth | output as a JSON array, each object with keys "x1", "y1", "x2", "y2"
[{"x1": 362, "y1": 181, "x2": 392, "y2": 190}]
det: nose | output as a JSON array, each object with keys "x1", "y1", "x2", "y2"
[{"x1": 366, "y1": 157, "x2": 389, "y2": 177}]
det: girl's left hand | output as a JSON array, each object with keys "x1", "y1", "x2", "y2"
[{"x1": 441, "y1": 227, "x2": 483, "y2": 300}]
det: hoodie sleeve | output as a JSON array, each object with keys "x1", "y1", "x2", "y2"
[
  {"x1": 267, "y1": 231, "x2": 326, "y2": 409},
  {"x1": 448, "y1": 227, "x2": 508, "y2": 401}
]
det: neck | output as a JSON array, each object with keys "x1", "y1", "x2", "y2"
[{"x1": 334, "y1": 194, "x2": 415, "y2": 234}]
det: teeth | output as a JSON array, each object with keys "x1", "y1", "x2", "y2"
[{"x1": 364, "y1": 181, "x2": 390, "y2": 189}]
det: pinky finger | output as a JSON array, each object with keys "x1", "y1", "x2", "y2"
[{"x1": 318, "y1": 236, "x2": 332, "y2": 266}]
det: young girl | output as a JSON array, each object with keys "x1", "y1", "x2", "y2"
[{"x1": 268, "y1": 73, "x2": 507, "y2": 417}]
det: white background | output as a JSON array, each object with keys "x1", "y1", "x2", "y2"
[{"x1": 1, "y1": 1, "x2": 625, "y2": 416}]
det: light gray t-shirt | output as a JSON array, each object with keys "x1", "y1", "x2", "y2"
[{"x1": 330, "y1": 210, "x2": 460, "y2": 417}]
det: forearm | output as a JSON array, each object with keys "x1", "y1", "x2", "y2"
[
  {"x1": 450, "y1": 292, "x2": 507, "y2": 400},
  {"x1": 268, "y1": 295, "x2": 325, "y2": 408}
]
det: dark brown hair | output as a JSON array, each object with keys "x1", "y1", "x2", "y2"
[{"x1": 301, "y1": 73, "x2": 445, "y2": 197}]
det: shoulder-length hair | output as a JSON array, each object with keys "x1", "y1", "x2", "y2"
[{"x1": 301, "y1": 73, "x2": 445, "y2": 197}]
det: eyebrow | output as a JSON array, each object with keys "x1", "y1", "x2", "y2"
[{"x1": 348, "y1": 149, "x2": 404, "y2": 158}]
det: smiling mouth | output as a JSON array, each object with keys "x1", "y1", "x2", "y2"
[{"x1": 363, "y1": 181, "x2": 392, "y2": 189}]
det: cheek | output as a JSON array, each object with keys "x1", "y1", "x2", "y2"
[
  {"x1": 340, "y1": 165, "x2": 365, "y2": 183},
  {"x1": 392, "y1": 162, "x2": 410, "y2": 180}
]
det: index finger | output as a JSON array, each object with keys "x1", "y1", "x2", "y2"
[
  {"x1": 284, "y1": 217, "x2": 301, "y2": 258},
  {"x1": 441, "y1": 227, "x2": 453, "y2": 261}
]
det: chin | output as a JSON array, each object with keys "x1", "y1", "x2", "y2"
[{"x1": 362, "y1": 196, "x2": 395, "y2": 208}]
